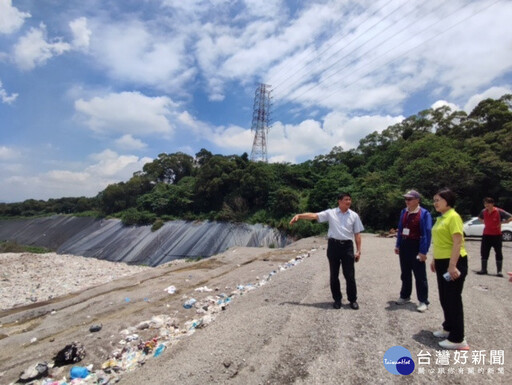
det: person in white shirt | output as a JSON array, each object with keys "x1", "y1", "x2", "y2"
[{"x1": 290, "y1": 192, "x2": 364, "y2": 310}]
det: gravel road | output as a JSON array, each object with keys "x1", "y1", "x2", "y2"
[
  {"x1": 119, "y1": 235, "x2": 512, "y2": 385},
  {"x1": 1, "y1": 234, "x2": 511, "y2": 384}
]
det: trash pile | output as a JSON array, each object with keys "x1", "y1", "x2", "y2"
[{"x1": 11, "y1": 250, "x2": 313, "y2": 385}]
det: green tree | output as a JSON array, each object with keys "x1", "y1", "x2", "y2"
[
  {"x1": 354, "y1": 172, "x2": 402, "y2": 230},
  {"x1": 268, "y1": 187, "x2": 300, "y2": 218},
  {"x1": 142, "y1": 152, "x2": 194, "y2": 184},
  {"x1": 396, "y1": 134, "x2": 475, "y2": 202},
  {"x1": 468, "y1": 95, "x2": 512, "y2": 135},
  {"x1": 193, "y1": 154, "x2": 240, "y2": 212},
  {"x1": 307, "y1": 165, "x2": 354, "y2": 212}
]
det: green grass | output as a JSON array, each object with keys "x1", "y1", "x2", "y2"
[{"x1": 0, "y1": 240, "x2": 53, "y2": 254}]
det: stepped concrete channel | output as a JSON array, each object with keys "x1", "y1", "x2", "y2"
[{"x1": 0, "y1": 216, "x2": 290, "y2": 266}]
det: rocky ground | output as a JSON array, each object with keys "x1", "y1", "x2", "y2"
[
  {"x1": 0, "y1": 253, "x2": 152, "y2": 310},
  {"x1": 0, "y1": 234, "x2": 511, "y2": 384}
]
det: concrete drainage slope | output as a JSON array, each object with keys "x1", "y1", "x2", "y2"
[{"x1": 0, "y1": 216, "x2": 290, "y2": 266}]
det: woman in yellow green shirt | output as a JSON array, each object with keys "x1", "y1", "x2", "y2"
[{"x1": 430, "y1": 188, "x2": 469, "y2": 350}]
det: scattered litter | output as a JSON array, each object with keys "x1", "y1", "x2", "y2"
[
  {"x1": 19, "y1": 362, "x2": 48, "y2": 382},
  {"x1": 194, "y1": 286, "x2": 213, "y2": 292},
  {"x1": 165, "y1": 285, "x2": 177, "y2": 294},
  {"x1": 70, "y1": 366, "x2": 90, "y2": 379},
  {"x1": 153, "y1": 344, "x2": 166, "y2": 357},
  {"x1": 12, "y1": 248, "x2": 314, "y2": 385},
  {"x1": 89, "y1": 324, "x2": 102, "y2": 333},
  {"x1": 125, "y1": 334, "x2": 139, "y2": 342},
  {"x1": 183, "y1": 298, "x2": 197, "y2": 309},
  {"x1": 53, "y1": 341, "x2": 86, "y2": 366}
]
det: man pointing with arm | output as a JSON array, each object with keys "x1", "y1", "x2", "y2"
[{"x1": 290, "y1": 192, "x2": 364, "y2": 310}]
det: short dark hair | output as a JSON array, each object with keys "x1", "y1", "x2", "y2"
[
  {"x1": 337, "y1": 192, "x2": 351, "y2": 200},
  {"x1": 483, "y1": 197, "x2": 494, "y2": 204},
  {"x1": 435, "y1": 188, "x2": 456, "y2": 207}
]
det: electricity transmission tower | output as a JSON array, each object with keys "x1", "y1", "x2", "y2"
[{"x1": 250, "y1": 83, "x2": 272, "y2": 162}]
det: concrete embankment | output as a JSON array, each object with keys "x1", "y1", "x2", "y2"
[{"x1": 0, "y1": 216, "x2": 289, "y2": 266}]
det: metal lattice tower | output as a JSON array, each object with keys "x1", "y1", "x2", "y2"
[{"x1": 250, "y1": 83, "x2": 272, "y2": 162}]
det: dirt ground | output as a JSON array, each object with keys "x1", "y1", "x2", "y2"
[{"x1": 1, "y1": 234, "x2": 511, "y2": 384}]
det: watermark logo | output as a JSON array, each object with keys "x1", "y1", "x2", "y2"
[{"x1": 383, "y1": 346, "x2": 415, "y2": 375}]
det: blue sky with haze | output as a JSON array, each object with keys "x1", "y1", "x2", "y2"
[{"x1": 1, "y1": 0, "x2": 511, "y2": 202}]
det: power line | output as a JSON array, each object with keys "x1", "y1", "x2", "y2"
[
  {"x1": 273, "y1": 0, "x2": 500, "y2": 116},
  {"x1": 272, "y1": 0, "x2": 446, "y2": 111},
  {"x1": 268, "y1": 0, "x2": 398, "y2": 91},
  {"x1": 312, "y1": 0, "x2": 503, "y2": 107}
]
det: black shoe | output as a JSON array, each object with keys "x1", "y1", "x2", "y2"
[
  {"x1": 476, "y1": 270, "x2": 487, "y2": 275},
  {"x1": 496, "y1": 273, "x2": 503, "y2": 277},
  {"x1": 333, "y1": 301, "x2": 342, "y2": 309},
  {"x1": 350, "y1": 302, "x2": 359, "y2": 310}
]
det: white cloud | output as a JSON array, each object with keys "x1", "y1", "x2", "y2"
[
  {"x1": 425, "y1": 2, "x2": 512, "y2": 100},
  {"x1": 0, "y1": 145, "x2": 21, "y2": 160},
  {"x1": 74, "y1": 91, "x2": 177, "y2": 136},
  {"x1": 87, "y1": 149, "x2": 151, "y2": 178},
  {"x1": 89, "y1": 19, "x2": 195, "y2": 91},
  {"x1": 242, "y1": 0, "x2": 286, "y2": 18},
  {"x1": 3, "y1": 150, "x2": 152, "y2": 202},
  {"x1": 69, "y1": 17, "x2": 91, "y2": 50},
  {"x1": 194, "y1": 1, "x2": 340, "y2": 100},
  {"x1": 0, "y1": 79, "x2": 18, "y2": 104},
  {"x1": 0, "y1": 0, "x2": 31, "y2": 34},
  {"x1": 431, "y1": 100, "x2": 459, "y2": 112},
  {"x1": 177, "y1": 111, "x2": 212, "y2": 136},
  {"x1": 115, "y1": 134, "x2": 147, "y2": 150},
  {"x1": 268, "y1": 119, "x2": 331, "y2": 163},
  {"x1": 2, "y1": 162, "x2": 23, "y2": 173},
  {"x1": 206, "y1": 112, "x2": 404, "y2": 163},
  {"x1": 323, "y1": 113, "x2": 404, "y2": 148},
  {"x1": 13, "y1": 23, "x2": 71, "y2": 70},
  {"x1": 274, "y1": 115, "x2": 398, "y2": 163},
  {"x1": 210, "y1": 125, "x2": 254, "y2": 151},
  {"x1": 463, "y1": 86, "x2": 512, "y2": 114}
]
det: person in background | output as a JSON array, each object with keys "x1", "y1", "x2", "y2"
[
  {"x1": 394, "y1": 190, "x2": 432, "y2": 312},
  {"x1": 290, "y1": 192, "x2": 364, "y2": 310},
  {"x1": 430, "y1": 188, "x2": 469, "y2": 350},
  {"x1": 476, "y1": 197, "x2": 512, "y2": 277}
]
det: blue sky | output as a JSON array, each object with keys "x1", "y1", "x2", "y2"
[{"x1": 1, "y1": 0, "x2": 511, "y2": 203}]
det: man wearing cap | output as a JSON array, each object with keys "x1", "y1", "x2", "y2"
[
  {"x1": 290, "y1": 192, "x2": 364, "y2": 310},
  {"x1": 394, "y1": 190, "x2": 432, "y2": 312}
]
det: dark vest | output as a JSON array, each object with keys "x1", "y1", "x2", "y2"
[{"x1": 401, "y1": 210, "x2": 421, "y2": 240}]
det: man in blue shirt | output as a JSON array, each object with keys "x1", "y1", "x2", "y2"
[{"x1": 290, "y1": 192, "x2": 364, "y2": 310}]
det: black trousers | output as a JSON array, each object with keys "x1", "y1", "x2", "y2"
[
  {"x1": 481, "y1": 235, "x2": 503, "y2": 261},
  {"x1": 327, "y1": 238, "x2": 356, "y2": 303},
  {"x1": 435, "y1": 256, "x2": 468, "y2": 343},
  {"x1": 399, "y1": 239, "x2": 429, "y2": 304}
]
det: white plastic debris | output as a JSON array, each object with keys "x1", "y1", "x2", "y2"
[
  {"x1": 164, "y1": 285, "x2": 176, "y2": 294},
  {"x1": 194, "y1": 286, "x2": 213, "y2": 292}
]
